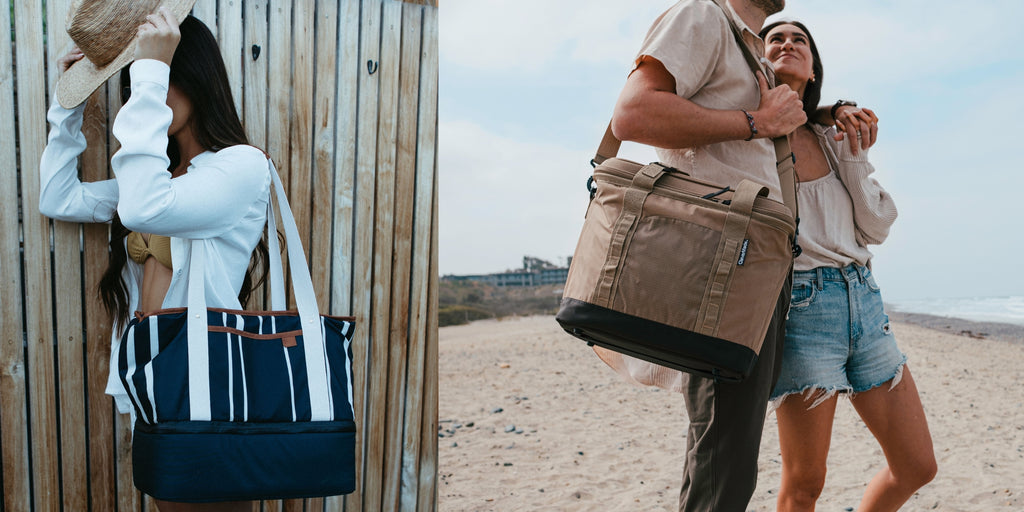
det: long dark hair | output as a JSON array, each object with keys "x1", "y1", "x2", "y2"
[
  {"x1": 100, "y1": 15, "x2": 268, "y2": 328},
  {"x1": 760, "y1": 20, "x2": 823, "y2": 119}
]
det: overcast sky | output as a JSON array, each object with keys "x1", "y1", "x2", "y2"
[{"x1": 438, "y1": 0, "x2": 1023, "y2": 301}]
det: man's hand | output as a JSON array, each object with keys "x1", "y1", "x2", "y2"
[
  {"x1": 752, "y1": 72, "x2": 806, "y2": 138},
  {"x1": 833, "y1": 106, "x2": 878, "y2": 154},
  {"x1": 134, "y1": 7, "x2": 181, "y2": 65}
]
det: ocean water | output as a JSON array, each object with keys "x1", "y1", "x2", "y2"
[{"x1": 888, "y1": 296, "x2": 1024, "y2": 326}]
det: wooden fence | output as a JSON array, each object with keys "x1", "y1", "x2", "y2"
[{"x1": 0, "y1": 0, "x2": 439, "y2": 510}]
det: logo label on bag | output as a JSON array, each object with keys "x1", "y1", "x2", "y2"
[{"x1": 737, "y1": 239, "x2": 750, "y2": 266}]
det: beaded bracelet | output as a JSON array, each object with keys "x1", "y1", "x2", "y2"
[{"x1": 741, "y1": 109, "x2": 757, "y2": 141}]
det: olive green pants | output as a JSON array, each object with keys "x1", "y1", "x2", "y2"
[{"x1": 678, "y1": 276, "x2": 791, "y2": 512}]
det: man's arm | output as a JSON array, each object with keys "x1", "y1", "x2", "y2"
[{"x1": 611, "y1": 57, "x2": 805, "y2": 149}]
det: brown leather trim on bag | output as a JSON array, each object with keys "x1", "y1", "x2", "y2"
[{"x1": 134, "y1": 307, "x2": 356, "y2": 322}]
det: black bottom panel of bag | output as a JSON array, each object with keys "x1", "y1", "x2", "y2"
[
  {"x1": 132, "y1": 420, "x2": 356, "y2": 503},
  {"x1": 556, "y1": 298, "x2": 756, "y2": 382}
]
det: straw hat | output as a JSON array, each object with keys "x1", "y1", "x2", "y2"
[{"x1": 56, "y1": 0, "x2": 197, "y2": 108}]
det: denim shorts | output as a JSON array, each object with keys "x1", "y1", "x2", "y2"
[{"x1": 770, "y1": 264, "x2": 906, "y2": 403}]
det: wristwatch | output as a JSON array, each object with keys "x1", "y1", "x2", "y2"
[{"x1": 831, "y1": 99, "x2": 857, "y2": 120}]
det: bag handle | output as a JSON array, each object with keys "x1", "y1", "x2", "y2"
[{"x1": 185, "y1": 156, "x2": 332, "y2": 422}]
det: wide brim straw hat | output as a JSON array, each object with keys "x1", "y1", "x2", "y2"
[{"x1": 56, "y1": 0, "x2": 197, "y2": 109}]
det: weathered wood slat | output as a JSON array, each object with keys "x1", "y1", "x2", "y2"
[
  {"x1": 243, "y1": 0, "x2": 269, "y2": 149},
  {"x1": 354, "y1": 0, "x2": 386, "y2": 508},
  {"x1": 14, "y1": 1, "x2": 61, "y2": 509},
  {"x1": 329, "y1": 2, "x2": 363, "y2": 508},
  {"x1": 311, "y1": 0, "x2": 340, "y2": 315},
  {"x1": 413, "y1": 7, "x2": 439, "y2": 511},
  {"x1": 419, "y1": 184, "x2": 440, "y2": 512},
  {"x1": 0, "y1": 1, "x2": 30, "y2": 510},
  {"x1": 44, "y1": 2, "x2": 90, "y2": 509},
  {"x1": 290, "y1": 0, "x2": 315, "y2": 282},
  {"x1": 376, "y1": 1, "x2": 411, "y2": 507},
  {"x1": 191, "y1": 2, "x2": 217, "y2": 37},
  {"x1": 393, "y1": 5, "x2": 424, "y2": 510},
  {"x1": 219, "y1": 0, "x2": 245, "y2": 115},
  {"x1": 80, "y1": 86, "x2": 116, "y2": 511}
]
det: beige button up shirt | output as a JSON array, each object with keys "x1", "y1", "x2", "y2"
[{"x1": 637, "y1": 0, "x2": 780, "y2": 200}]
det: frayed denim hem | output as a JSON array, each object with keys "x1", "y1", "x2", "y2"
[
  {"x1": 768, "y1": 357, "x2": 908, "y2": 415},
  {"x1": 768, "y1": 386, "x2": 850, "y2": 415},
  {"x1": 850, "y1": 355, "x2": 907, "y2": 394}
]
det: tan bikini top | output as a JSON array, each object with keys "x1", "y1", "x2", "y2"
[{"x1": 126, "y1": 232, "x2": 172, "y2": 269}]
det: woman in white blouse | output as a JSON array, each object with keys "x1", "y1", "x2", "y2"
[
  {"x1": 759, "y1": 20, "x2": 936, "y2": 512},
  {"x1": 40, "y1": 8, "x2": 267, "y2": 512}
]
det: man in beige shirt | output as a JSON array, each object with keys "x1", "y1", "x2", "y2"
[{"x1": 611, "y1": 0, "x2": 802, "y2": 510}]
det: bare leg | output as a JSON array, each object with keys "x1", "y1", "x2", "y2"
[
  {"x1": 154, "y1": 499, "x2": 256, "y2": 512},
  {"x1": 775, "y1": 392, "x2": 839, "y2": 512},
  {"x1": 850, "y1": 366, "x2": 937, "y2": 512}
]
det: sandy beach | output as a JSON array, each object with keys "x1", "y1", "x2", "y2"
[{"x1": 438, "y1": 315, "x2": 1024, "y2": 511}]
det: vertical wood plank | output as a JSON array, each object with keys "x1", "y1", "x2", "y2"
[
  {"x1": 264, "y1": 4, "x2": 293, "y2": 510},
  {"x1": 310, "y1": 0, "x2": 340, "y2": 315},
  {"x1": 102, "y1": 74, "x2": 142, "y2": 512},
  {"x1": 332, "y1": 0, "x2": 360, "y2": 315},
  {"x1": 0, "y1": 0, "x2": 30, "y2": 509},
  {"x1": 45, "y1": 1, "x2": 90, "y2": 510},
  {"x1": 81, "y1": 85, "x2": 117, "y2": 512},
  {"x1": 372, "y1": 2, "x2": 404, "y2": 509},
  {"x1": 392, "y1": 5, "x2": 423, "y2": 510},
  {"x1": 290, "y1": 0, "x2": 315, "y2": 269},
  {"x1": 353, "y1": 0, "x2": 385, "y2": 509},
  {"x1": 413, "y1": 6, "x2": 439, "y2": 510},
  {"x1": 332, "y1": 0, "x2": 364, "y2": 510},
  {"x1": 218, "y1": 0, "x2": 244, "y2": 116},
  {"x1": 242, "y1": 0, "x2": 269, "y2": 149},
  {"x1": 192, "y1": 1, "x2": 217, "y2": 38},
  {"x1": 419, "y1": 194, "x2": 439, "y2": 512},
  {"x1": 14, "y1": 0, "x2": 61, "y2": 509},
  {"x1": 266, "y1": 0, "x2": 293, "y2": 188}
]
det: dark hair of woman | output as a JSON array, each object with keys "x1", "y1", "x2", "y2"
[
  {"x1": 759, "y1": 19, "x2": 823, "y2": 119},
  {"x1": 99, "y1": 15, "x2": 268, "y2": 327}
]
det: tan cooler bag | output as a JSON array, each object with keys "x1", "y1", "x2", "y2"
[{"x1": 556, "y1": 137, "x2": 798, "y2": 382}]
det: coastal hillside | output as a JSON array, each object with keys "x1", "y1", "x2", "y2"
[{"x1": 439, "y1": 280, "x2": 562, "y2": 326}]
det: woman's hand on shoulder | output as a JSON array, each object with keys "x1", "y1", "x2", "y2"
[
  {"x1": 833, "y1": 106, "x2": 879, "y2": 154},
  {"x1": 134, "y1": 7, "x2": 181, "y2": 66}
]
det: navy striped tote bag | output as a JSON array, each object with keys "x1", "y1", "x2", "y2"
[{"x1": 118, "y1": 160, "x2": 357, "y2": 502}]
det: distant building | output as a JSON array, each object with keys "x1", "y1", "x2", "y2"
[{"x1": 443, "y1": 256, "x2": 570, "y2": 287}]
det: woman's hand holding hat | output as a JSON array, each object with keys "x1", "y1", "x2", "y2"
[
  {"x1": 58, "y1": 47, "x2": 85, "y2": 75},
  {"x1": 135, "y1": 7, "x2": 181, "y2": 66}
]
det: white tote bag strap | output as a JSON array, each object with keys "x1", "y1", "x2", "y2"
[{"x1": 185, "y1": 157, "x2": 333, "y2": 422}]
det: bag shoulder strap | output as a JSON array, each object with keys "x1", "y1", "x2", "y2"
[{"x1": 185, "y1": 155, "x2": 332, "y2": 421}]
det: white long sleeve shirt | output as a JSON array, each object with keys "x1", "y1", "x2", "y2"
[{"x1": 38, "y1": 59, "x2": 271, "y2": 414}]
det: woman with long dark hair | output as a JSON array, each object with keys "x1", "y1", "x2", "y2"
[
  {"x1": 40, "y1": 6, "x2": 266, "y2": 511},
  {"x1": 759, "y1": 20, "x2": 937, "y2": 511}
]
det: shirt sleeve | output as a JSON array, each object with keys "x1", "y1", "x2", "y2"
[
  {"x1": 830, "y1": 130, "x2": 898, "y2": 246},
  {"x1": 110, "y1": 59, "x2": 269, "y2": 239},
  {"x1": 38, "y1": 98, "x2": 119, "y2": 222},
  {"x1": 634, "y1": 1, "x2": 727, "y2": 100}
]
